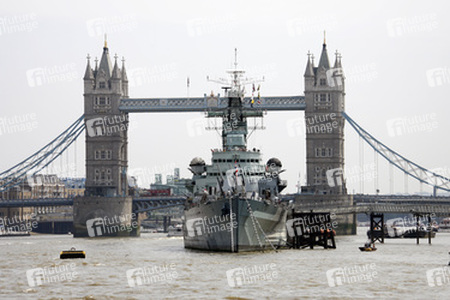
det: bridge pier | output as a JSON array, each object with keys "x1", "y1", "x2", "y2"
[
  {"x1": 293, "y1": 194, "x2": 356, "y2": 235},
  {"x1": 73, "y1": 196, "x2": 139, "y2": 237}
]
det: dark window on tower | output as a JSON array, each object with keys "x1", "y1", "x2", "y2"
[
  {"x1": 99, "y1": 82, "x2": 106, "y2": 89},
  {"x1": 320, "y1": 78, "x2": 327, "y2": 86}
]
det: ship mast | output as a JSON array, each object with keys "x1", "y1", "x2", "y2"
[{"x1": 205, "y1": 49, "x2": 265, "y2": 151}]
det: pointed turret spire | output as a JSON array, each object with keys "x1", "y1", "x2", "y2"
[
  {"x1": 121, "y1": 57, "x2": 128, "y2": 82},
  {"x1": 83, "y1": 54, "x2": 94, "y2": 80},
  {"x1": 304, "y1": 51, "x2": 314, "y2": 77},
  {"x1": 112, "y1": 53, "x2": 121, "y2": 79},
  {"x1": 98, "y1": 38, "x2": 113, "y2": 78},
  {"x1": 318, "y1": 31, "x2": 330, "y2": 70},
  {"x1": 333, "y1": 50, "x2": 342, "y2": 69}
]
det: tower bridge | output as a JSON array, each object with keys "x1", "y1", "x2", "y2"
[{"x1": 1, "y1": 37, "x2": 450, "y2": 237}]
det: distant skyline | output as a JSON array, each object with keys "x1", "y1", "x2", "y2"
[{"x1": 1, "y1": 0, "x2": 450, "y2": 194}]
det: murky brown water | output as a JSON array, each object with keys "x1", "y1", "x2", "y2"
[{"x1": 0, "y1": 228, "x2": 449, "y2": 299}]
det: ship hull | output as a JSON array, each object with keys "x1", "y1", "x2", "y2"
[{"x1": 183, "y1": 198, "x2": 287, "y2": 252}]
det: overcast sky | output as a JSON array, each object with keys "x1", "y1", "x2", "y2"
[{"x1": 1, "y1": 0, "x2": 449, "y2": 194}]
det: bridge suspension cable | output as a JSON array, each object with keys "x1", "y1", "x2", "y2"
[
  {"x1": 0, "y1": 115, "x2": 85, "y2": 192},
  {"x1": 343, "y1": 112, "x2": 450, "y2": 195}
]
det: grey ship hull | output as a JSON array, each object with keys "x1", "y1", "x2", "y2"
[{"x1": 183, "y1": 198, "x2": 287, "y2": 252}]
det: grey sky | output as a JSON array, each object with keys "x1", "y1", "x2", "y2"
[{"x1": 0, "y1": 0, "x2": 449, "y2": 194}]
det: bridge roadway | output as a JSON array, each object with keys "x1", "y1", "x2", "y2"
[
  {"x1": 118, "y1": 96, "x2": 306, "y2": 113},
  {"x1": 294, "y1": 194, "x2": 450, "y2": 216},
  {"x1": 0, "y1": 196, "x2": 186, "y2": 213},
  {"x1": 1, "y1": 194, "x2": 449, "y2": 215}
]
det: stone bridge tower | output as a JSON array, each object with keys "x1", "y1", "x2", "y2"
[
  {"x1": 83, "y1": 41, "x2": 129, "y2": 197},
  {"x1": 73, "y1": 41, "x2": 137, "y2": 237},
  {"x1": 297, "y1": 39, "x2": 355, "y2": 235},
  {"x1": 303, "y1": 39, "x2": 346, "y2": 195}
]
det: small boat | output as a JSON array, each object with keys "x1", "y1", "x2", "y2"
[
  {"x1": 60, "y1": 247, "x2": 86, "y2": 259},
  {"x1": 167, "y1": 224, "x2": 183, "y2": 237},
  {"x1": 359, "y1": 246, "x2": 377, "y2": 252}
]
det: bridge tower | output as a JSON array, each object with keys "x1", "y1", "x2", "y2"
[
  {"x1": 296, "y1": 38, "x2": 355, "y2": 235},
  {"x1": 303, "y1": 38, "x2": 346, "y2": 195},
  {"x1": 83, "y1": 41, "x2": 129, "y2": 197},
  {"x1": 73, "y1": 40, "x2": 137, "y2": 237}
]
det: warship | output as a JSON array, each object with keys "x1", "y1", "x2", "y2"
[{"x1": 183, "y1": 50, "x2": 288, "y2": 252}]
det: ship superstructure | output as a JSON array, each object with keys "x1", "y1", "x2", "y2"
[{"x1": 183, "y1": 50, "x2": 288, "y2": 252}]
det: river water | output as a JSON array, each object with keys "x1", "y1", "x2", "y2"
[{"x1": 0, "y1": 228, "x2": 449, "y2": 299}]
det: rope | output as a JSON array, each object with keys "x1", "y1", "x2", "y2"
[{"x1": 244, "y1": 198, "x2": 278, "y2": 252}]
